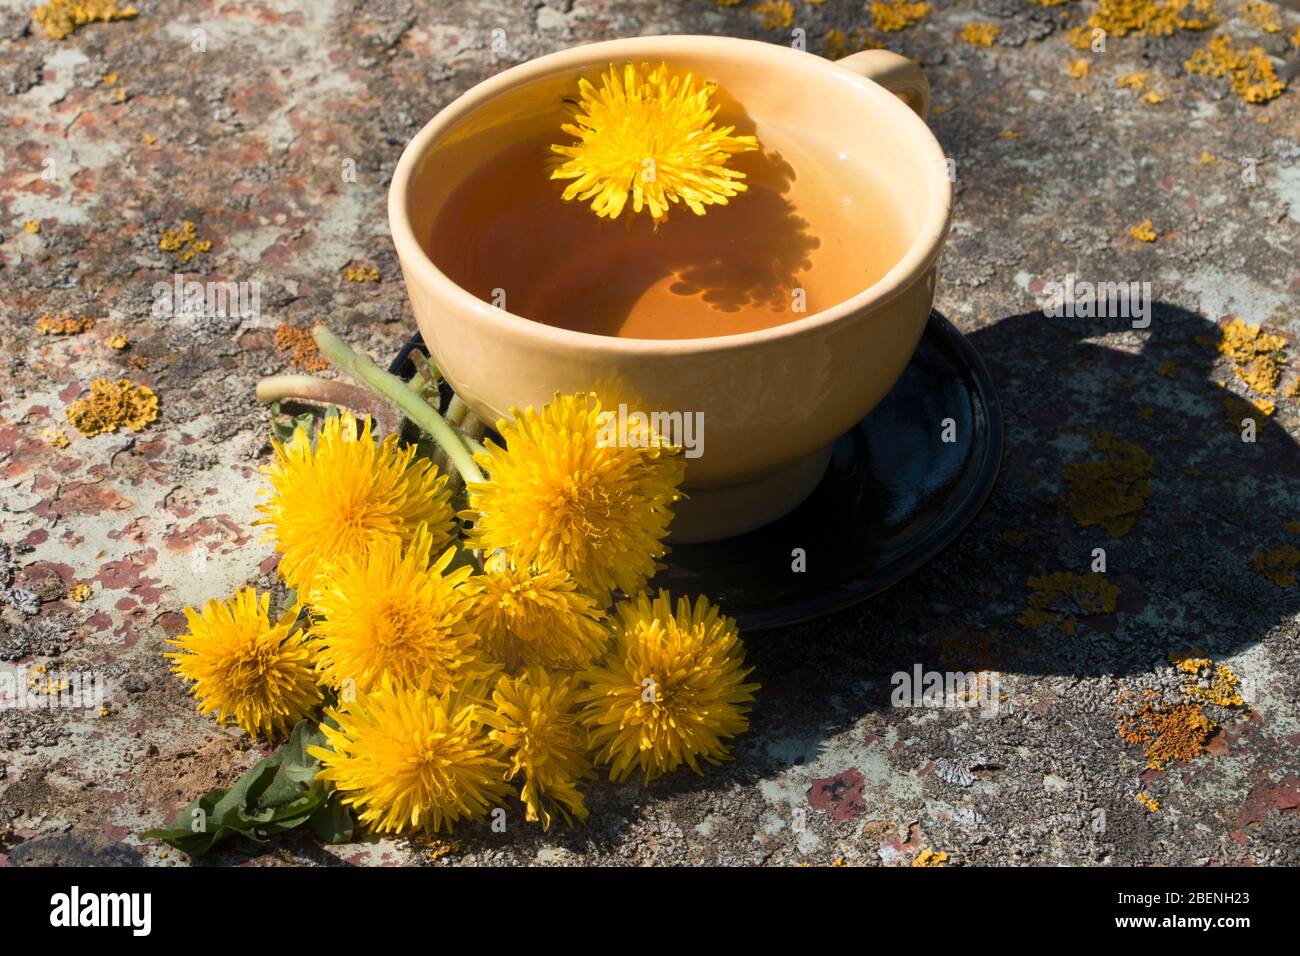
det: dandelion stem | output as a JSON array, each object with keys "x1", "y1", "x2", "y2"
[
  {"x1": 312, "y1": 327, "x2": 485, "y2": 484},
  {"x1": 253, "y1": 375, "x2": 402, "y2": 436}
]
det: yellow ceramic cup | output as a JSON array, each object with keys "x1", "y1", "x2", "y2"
[{"x1": 389, "y1": 36, "x2": 951, "y2": 541}]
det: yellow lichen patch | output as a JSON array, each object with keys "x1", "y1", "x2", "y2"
[
  {"x1": 1170, "y1": 651, "x2": 1246, "y2": 706},
  {"x1": 32, "y1": 0, "x2": 137, "y2": 41},
  {"x1": 1129, "y1": 219, "x2": 1158, "y2": 241},
  {"x1": 1067, "y1": 26, "x2": 1096, "y2": 48},
  {"x1": 1292, "y1": 24, "x2": 1300, "y2": 47},
  {"x1": 1207, "y1": 318, "x2": 1287, "y2": 394},
  {"x1": 68, "y1": 582, "x2": 93, "y2": 602},
  {"x1": 714, "y1": 0, "x2": 743, "y2": 5},
  {"x1": 37, "y1": 311, "x2": 94, "y2": 335},
  {"x1": 1067, "y1": 59, "x2": 1091, "y2": 78},
  {"x1": 1156, "y1": 359, "x2": 1180, "y2": 378},
  {"x1": 830, "y1": 856, "x2": 847, "y2": 866},
  {"x1": 1089, "y1": 0, "x2": 1219, "y2": 37},
  {"x1": 1137, "y1": 792, "x2": 1160, "y2": 812},
  {"x1": 911, "y1": 849, "x2": 948, "y2": 867},
  {"x1": 1284, "y1": 520, "x2": 1300, "y2": 534},
  {"x1": 23, "y1": 219, "x2": 41, "y2": 235},
  {"x1": 39, "y1": 427, "x2": 70, "y2": 449},
  {"x1": 754, "y1": 0, "x2": 794, "y2": 28},
  {"x1": 871, "y1": 1, "x2": 929, "y2": 32},
  {"x1": 1252, "y1": 544, "x2": 1299, "y2": 588},
  {"x1": 1117, "y1": 71, "x2": 1150, "y2": 89},
  {"x1": 343, "y1": 263, "x2": 380, "y2": 283},
  {"x1": 1063, "y1": 433, "x2": 1153, "y2": 537},
  {"x1": 1117, "y1": 691, "x2": 1217, "y2": 769},
  {"x1": 1019, "y1": 572, "x2": 1120, "y2": 635},
  {"x1": 65, "y1": 378, "x2": 158, "y2": 436},
  {"x1": 961, "y1": 23, "x2": 1000, "y2": 46},
  {"x1": 159, "y1": 221, "x2": 211, "y2": 262},
  {"x1": 1137, "y1": 404, "x2": 1155, "y2": 421},
  {"x1": 1184, "y1": 33, "x2": 1285, "y2": 103},
  {"x1": 1198, "y1": 151, "x2": 1216, "y2": 164},
  {"x1": 1223, "y1": 394, "x2": 1274, "y2": 429},
  {"x1": 1239, "y1": 1, "x2": 1280, "y2": 33},
  {"x1": 106, "y1": 333, "x2": 128, "y2": 350},
  {"x1": 1142, "y1": 90, "x2": 1165, "y2": 103},
  {"x1": 1029, "y1": 0, "x2": 1072, "y2": 5},
  {"x1": 141, "y1": 132, "x2": 157, "y2": 145},
  {"x1": 998, "y1": 129, "x2": 1020, "y2": 139},
  {"x1": 824, "y1": 27, "x2": 884, "y2": 58}
]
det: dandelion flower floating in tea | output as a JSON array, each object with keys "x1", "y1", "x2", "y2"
[{"x1": 550, "y1": 62, "x2": 760, "y2": 222}]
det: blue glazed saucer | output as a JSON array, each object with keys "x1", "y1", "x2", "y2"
[{"x1": 390, "y1": 309, "x2": 1003, "y2": 631}]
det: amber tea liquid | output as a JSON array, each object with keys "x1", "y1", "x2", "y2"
[{"x1": 428, "y1": 127, "x2": 907, "y2": 340}]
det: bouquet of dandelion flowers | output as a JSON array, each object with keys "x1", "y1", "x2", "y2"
[{"x1": 145, "y1": 327, "x2": 759, "y2": 851}]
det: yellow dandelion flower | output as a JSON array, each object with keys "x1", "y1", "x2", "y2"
[
  {"x1": 166, "y1": 588, "x2": 322, "y2": 740},
  {"x1": 309, "y1": 525, "x2": 479, "y2": 695},
  {"x1": 310, "y1": 675, "x2": 511, "y2": 836},
  {"x1": 577, "y1": 590, "x2": 759, "y2": 783},
  {"x1": 466, "y1": 393, "x2": 684, "y2": 605},
  {"x1": 550, "y1": 62, "x2": 759, "y2": 222},
  {"x1": 487, "y1": 666, "x2": 590, "y2": 829},
  {"x1": 255, "y1": 412, "x2": 455, "y2": 596},
  {"x1": 471, "y1": 558, "x2": 609, "y2": 672}
]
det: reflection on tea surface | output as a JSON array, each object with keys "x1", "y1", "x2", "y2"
[{"x1": 429, "y1": 129, "x2": 905, "y2": 339}]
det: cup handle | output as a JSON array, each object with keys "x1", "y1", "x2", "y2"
[{"x1": 834, "y1": 50, "x2": 930, "y2": 122}]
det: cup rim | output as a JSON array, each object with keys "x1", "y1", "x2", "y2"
[{"x1": 388, "y1": 34, "x2": 953, "y2": 356}]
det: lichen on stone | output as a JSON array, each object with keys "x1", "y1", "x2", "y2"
[
  {"x1": 1088, "y1": 0, "x2": 1219, "y2": 38},
  {"x1": 1067, "y1": 59, "x2": 1090, "y2": 78},
  {"x1": 1238, "y1": 1, "x2": 1280, "y2": 34},
  {"x1": 1137, "y1": 792, "x2": 1160, "y2": 811},
  {"x1": 1117, "y1": 691, "x2": 1217, "y2": 769},
  {"x1": 65, "y1": 378, "x2": 159, "y2": 436},
  {"x1": 754, "y1": 0, "x2": 794, "y2": 30},
  {"x1": 1063, "y1": 433, "x2": 1153, "y2": 537},
  {"x1": 961, "y1": 23, "x2": 1001, "y2": 46},
  {"x1": 1128, "y1": 219, "x2": 1158, "y2": 241},
  {"x1": 37, "y1": 311, "x2": 94, "y2": 335},
  {"x1": 343, "y1": 263, "x2": 380, "y2": 283},
  {"x1": 32, "y1": 0, "x2": 137, "y2": 41},
  {"x1": 159, "y1": 220, "x2": 211, "y2": 262},
  {"x1": 824, "y1": 28, "x2": 884, "y2": 59},
  {"x1": 1205, "y1": 317, "x2": 1287, "y2": 395},
  {"x1": 1252, "y1": 544, "x2": 1299, "y2": 588},
  {"x1": 1019, "y1": 571, "x2": 1120, "y2": 634},
  {"x1": 911, "y1": 849, "x2": 948, "y2": 867},
  {"x1": 1184, "y1": 33, "x2": 1285, "y2": 103},
  {"x1": 871, "y1": 1, "x2": 929, "y2": 33},
  {"x1": 1169, "y1": 651, "x2": 1246, "y2": 706}
]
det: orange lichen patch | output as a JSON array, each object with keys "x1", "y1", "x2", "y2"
[
  {"x1": 1252, "y1": 544, "x2": 1299, "y2": 588},
  {"x1": 68, "y1": 582, "x2": 93, "y2": 603},
  {"x1": 111, "y1": 87, "x2": 128, "y2": 103},
  {"x1": 1129, "y1": 219, "x2": 1158, "y2": 241},
  {"x1": 1239, "y1": 1, "x2": 1280, "y2": 33},
  {"x1": 1206, "y1": 318, "x2": 1287, "y2": 394},
  {"x1": 37, "y1": 311, "x2": 95, "y2": 335},
  {"x1": 911, "y1": 849, "x2": 948, "y2": 867},
  {"x1": 830, "y1": 856, "x2": 847, "y2": 867},
  {"x1": 1170, "y1": 651, "x2": 1246, "y2": 706},
  {"x1": 101, "y1": 72, "x2": 118, "y2": 85},
  {"x1": 1117, "y1": 71, "x2": 1150, "y2": 88},
  {"x1": 1198, "y1": 151, "x2": 1217, "y2": 164},
  {"x1": 1063, "y1": 433, "x2": 1153, "y2": 537},
  {"x1": 106, "y1": 333, "x2": 128, "y2": 350},
  {"x1": 961, "y1": 23, "x2": 1001, "y2": 46},
  {"x1": 23, "y1": 219, "x2": 41, "y2": 235},
  {"x1": 998, "y1": 530, "x2": 1031, "y2": 546},
  {"x1": 1067, "y1": 59, "x2": 1091, "y2": 78},
  {"x1": 1156, "y1": 359, "x2": 1180, "y2": 378},
  {"x1": 65, "y1": 378, "x2": 158, "y2": 436},
  {"x1": 343, "y1": 263, "x2": 380, "y2": 283},
  {"x1": 1288, "y1": 378, "x2": 1300, "y2": 399},
  {"x1": 159, "y1": 221, "x2": 212, "y2": 262},
  {"x1": 1184, "y1": 33, "x2": 1285, "y2": 103},
  {"x1": 1019, "y1": 572, "x2": 1120, "y2": 634},
  {"x1": 1029, "y1": 0, "x2": 1072, "y2": 5},
  {"x1": 871, "y1": 1, "x2": 929, "y2": 32},
  {"x1": 141, "y1": 132, "x2": 157, "y2": 145},
  {"x1": 1088, "y1": 0, "x2": 1219, "y2": 37},
  {"x1": 824, "y1": 27, "x2": 885, "y2": 58},
  {"x1": 1291, "y1": 24, "x2": 1300, "y2": 47},
  {"x1": 1137, "y1": 792, "x2": 1161, "y2": 811},
  {"x1": 754, "y1": 0, "x2": 794, "y2": 28},
  {"x1": 32, "y1": 0, "x2": 137, "y2": 41},
  {"x1": 39, "y1": 427, "x2": 70, "y2": 449},
  {"x1": 1142, "y1": 91, "x2": 1165, "y2": 103},
  {"x1": 1117, "y1": 691, "x2": 1217, "y2": 769},
  {"x1": 274, "y1": 323, "x2": 328, "y2": 372}
]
